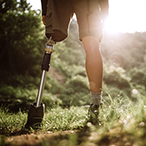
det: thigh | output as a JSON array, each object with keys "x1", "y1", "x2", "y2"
[
  {"x1": 46, "y1": 0, "x2": 73, "y2": 42},
  {"x1": 73, "y1": 0, "x2": 103, "y2": 42}
]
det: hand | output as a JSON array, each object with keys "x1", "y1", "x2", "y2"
[{"x1": 42, "y1": 15, "x2": 46, "y2": 25}]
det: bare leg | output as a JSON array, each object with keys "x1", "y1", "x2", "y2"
[{"x1": 82, "y1": 36, "x2": 103, "y2": 93}]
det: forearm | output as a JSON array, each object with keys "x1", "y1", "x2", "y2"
[{"x1": 41, "y1": 0, "x2": 47, "y2": 16}]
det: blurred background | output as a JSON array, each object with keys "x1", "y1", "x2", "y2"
[{"x1": 0, "y1": 0, "x2": 146, "y2": 112}]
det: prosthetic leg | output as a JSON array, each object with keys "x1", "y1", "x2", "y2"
[{"x1": 25, "y1": 39, "x2": 55, "y2": 129}]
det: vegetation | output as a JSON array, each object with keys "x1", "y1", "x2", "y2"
[
  {"x1": 0, "y1": 0, "x2": 146, "y2": 145},
  {"x1": 1, "y1": 94, "x2": 146, "y2": 145}
]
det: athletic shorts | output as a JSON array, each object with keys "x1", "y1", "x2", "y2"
[{"x1": 45, "y1": 0, "x2": 103, "y2": 42}]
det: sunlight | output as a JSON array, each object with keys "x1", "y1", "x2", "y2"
[
  {"x1": 104, "y1": 17, "x2": 121, "y2": 34},
  {"x1": 27, "y1": 0, "x2": 146, "y2": 33},
  {"x1": 104, "y1": 0, "x2": 146, "y2": 34}
]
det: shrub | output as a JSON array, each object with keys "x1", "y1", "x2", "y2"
[
  {"x1": 103, "y1": 65, "x2": 131, "y2": 96},
  {"x1": 59, "y1": 75, "x2": 90, "y2": 106}
]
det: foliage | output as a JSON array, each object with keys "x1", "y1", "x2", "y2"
[
  {"x1": 1, "y1": 94, "x2": 146, "y2": 145},
  {"x1": 0, "y1": 0, "x2": 46, "y2": 83},
  {"x1": 91, "y1": 94, "x2": 146, "y2": 146},
  {"x1": 0, "y1": 107, "x2": 27, "y2": 136},
  {"x1": 43, "y1": 106, "x2": 87, "y2": 131},
  {"x1": 1, "y1": 1, "x2": 146, "y2": 145},
  {"x1": 103, "y1": 65, "x2": 131, "y2": 97},
  {"x1": 130, "y1": 67, "x2": 146, "y2": 89},
  {"x1": 1, "y1": 0, "x2": 146, "y2": 114},
  {"x1": 0, "y1": 0, "x2": 47, "y2": 110},
  {"x1": 59, "y1": 75, "x2": 90, "y2": 106},
  {"x1": 42, "y1": 92, "x2": 62, "y2": 108},
  {"x1": 0, "y1": 85, "x2": 62, "y2": 112},
  {"x1": 0, "y1": 86, "x2": 34, "y2": 112},
  {"x1": 45, "y1": 74, "x2": 65, "y2": 94},
  {"x1": 0, "y1": 106, "x2": 87, "y2": 136},
  {"x1": 101, "y1": 32, "x2": 146, "y2": 70}
]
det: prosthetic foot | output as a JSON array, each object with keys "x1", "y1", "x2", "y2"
[
  {"x1": 25, "y1": 39, "x2": 55, "y2": 129},
  {"x1": 25, "y1": 102, "x2": 45, "y2": 129}
]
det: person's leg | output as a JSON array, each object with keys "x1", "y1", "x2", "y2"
[
  {"x1": 82, "y1": 36, "x2": 103, "y2": 124},
  {"x1": 82, "y1": 36, "x2": 103, "y2": 93},
  {"x1": 73, "y1": 0, "x2": 103, "y2": 106},
  {"x1": 82, "y1": 36, "x2": 103, "y2": 105}
]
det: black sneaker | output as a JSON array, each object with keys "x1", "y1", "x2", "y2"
[{"x1": 88, "y1": 103, "x2": 102, "y2": 125}]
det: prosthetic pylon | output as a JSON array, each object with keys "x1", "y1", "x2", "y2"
[{"x1": 25, "y1": 39, "x2": 55, "y2": 129}]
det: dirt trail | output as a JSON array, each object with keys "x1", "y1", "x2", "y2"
[
  {"x1": 3, "y1": 130, "x2": 87, "y2": 146},
  {"x1": 1, "y1": 128, "x2": 140, "y2": 146},
  {"x1": 6, "y1": 130, "x2": 77, "y2": 146}
]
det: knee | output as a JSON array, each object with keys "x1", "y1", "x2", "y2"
[{"x1": 82, "y1": 36, "x2": 100, "y2": 54}]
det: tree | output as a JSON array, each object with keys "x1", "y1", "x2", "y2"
[{"x1": 0, "y1": 0, "x2": 47, "y2": 86}]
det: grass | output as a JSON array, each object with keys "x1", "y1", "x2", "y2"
[
  {"x1": 0, "y1": 106, "x2": 88, "y2": 136},
  {"x1": 0, "y1": 108, "x2": 26, "y2": 136},
  {"x1": 1, "y1": 93, "x2": 146, "y2": 145},
  {"x1": 43, "y1": 106, "x2": 88, "y2": 131}
]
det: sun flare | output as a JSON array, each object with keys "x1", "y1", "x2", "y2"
[
  {"x1": 104, "y1": 0, "x2": 146, "y2": 34},
  {"x1": 27, "y1": 0, "x2": 146, "y2": 33}
]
